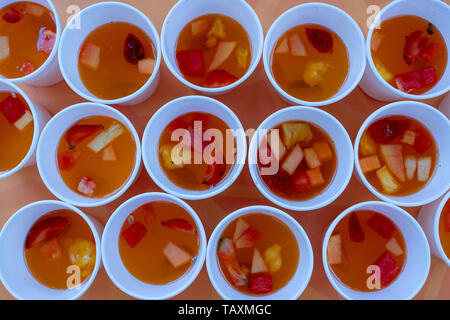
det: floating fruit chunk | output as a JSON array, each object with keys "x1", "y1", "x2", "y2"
[
  {"x1": 404, "y1": 155, "x2": 417, "y2": 181},
  {"x1": 420, "y1": 66, "x2": 437, "y2": 86},
  {"x1": 359, "y1": 132, "x2": 377, "y2": 156},
  {"x1": 203, "y1": 161, "x2": 226, "y2": 186},
  {"x1": 235, "y1": 227, "x2": 260, "y2": 249},
  {"x1": 276, "y1": 37, "x2": 289, "y2": 54},
  {"x1": 142, "y1": 204, "x2": 156, "y2": 225},
  {"x1": 24, "y1": 3, "x2": 45, "y2": 17},
  {"x1": 122, "y1": 222, "x2": 147, "y2": 248},
  {"x1": 161, "y1": 218, "x2": 196, "y2": 234},
  {"x1": 77, "y1": 176, "x2": 96, "y2": 196},
  {"x1": 305, "y1": 28, "x2": 333, "y2": 53},
  {"x1": 205, "y1": 69, "x2": 238, "y2": 88},
  {"x1": 400, "y1": 130, "x2": 416, "y2": 146},
  {"x1": 374, "y1": 57, "x2": 393, "y2": 82},
  {"x1": 58, "y1": 150, "x2": 81, "y2": 171},
  {"x1": 419, "y1": 43, "x2": 443, "y2": 63},
  {"x1": 327, "y1": 234, "x2": 342, "y2": 265},
  {"x1": 304, "y1": 147, "x2": 321, "y2": 169},
  {"x1": 80, "y1": 42, "x2": 101, "y2": 70},
  {"x1": 293, "y1": 169, "x2": 312, "y2": 193},
  {"x1": 289, "y1": 33, "x2": 306, "y2": 56},
  {"x1": 373, "y1": 251, "x2": 401, "y2": 286},
  {"x1": 87, "y1": 122, "x2": 124, "y2": 153},
  {"x1": 13, "y1": 110, "x2": 33, "y2": 131},
  {"x1": 160, "y1": 144, "x2": 186, "y2": 169},
  {"x1": 65, "y1": 124, "x2": 103, "y2": 149},
  {"x1": 248, "y1": 273, "x2": 273, "y2": 294},
  {"x1": 413, "y1": 129, "x2": 432, "y2": 154},
  {"x1": 233, "y1": 218, "x2": 250, "y2": 242},
  {"x1": 138, "y1": 58, "x2": 155, "y2": 75},
  {"x1": 349, "y1": 212, "x2": 365, "y2": 242},
  {"x1": 376, "y1": 166, "x2": 401, "y2": 194},
  {"x1": 20, "y1": 59, "x2": 36, "y2": 76},
  {"x1": 0, "y1": 94, "x2": 27, "y2": 124},
  {"x1": 0, "y1": 36, "x2": 9, "y2": 62},
  {"x1": 102, "y1": 145, "x2": 117, "y2": 161},
  {"x1": 359, "y1": 155, "x2": 381, "y2": 174},
  {"x1": 25, "y1": 216, "x2": 70, "y2": 249},
  {"x1": 191, "y1": 19, "x2": 208, "y2": 36},
  {"x1": 403, "y1": 30, "x2": 429, "y2": 65},
  {"x1": 306, "y1": 167, "x2": 324, "y2": 187},
  {"x1": 417, "y1": 156, "x2": 431, "y2": 182},
  {"x1": 37, "y1": 28, "x2": 56, "y2": 55},
  {"x1": 264, "y1": 244, "x2": 282, "y2": 273},
  {"x1": 281, "y1": 144, "x2": 304, "y2": 175},
  {"x1": 395, "y1": 66, "x2": 437, "y2": 93},
  {"x1": 40, "y1": 238, "x2": 62, "y2": 260},
  {"x1": 313, "y1": 141, "x2": 333, "y2": 163},
  {"x1": 379, "y1": 144, "x2": 405, "y2": 182},
  {"x1": 3, "y1": 7, "x2": 22, "y2": 23},
  {"x1": 124, "y1": 33, "x2": 145, "y2": 64},
  {"x1": 163, "y1": 241, "x2": 193, "y2": 268},
  {"x1": 385, "y1": 238, "x2": 404, "y2": 256},
  {"x1": 209, "y1": 41, "x2": 236, "y2": 71},
  {"x1": 262, "y1": 170, "x2": 295, "y2": 195},
  {"x1": 177, "y1": 50, "x2": 205, "y2": 77},
  {"x1": 367, "y1": 213, "x2": 396, "y2": 239},
  {"x1": 218, "y1": 238, "x2": 248, "y2": 286},
  {"x1": 68, "y1": 239, "x2": 96, "y2": 277},
  {"x1": 368, "y1": 119, "x2": 409, "y2": 144},
  {"x1": 236, "y1": 46, "x2": 248, "y2": 69},
  {"x1": 267, "y1": 131, "x2": 287, "y2": 161},
  {"x1": 205, "y1": 18, "x2": 226, "y2": 48},
  {"x1": 303, "y1": 61, "x2": 330, "y2": 87},
  {"x1": 251, "y1": 249, "x2": 268, "y2": 274},
  {"x1": 281, "y1": 122, "x2": 313, "y2": 149}
]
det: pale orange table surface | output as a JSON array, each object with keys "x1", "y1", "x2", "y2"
[{"x1": 0, "y1": 0, "x2": 449, "y2": 300}]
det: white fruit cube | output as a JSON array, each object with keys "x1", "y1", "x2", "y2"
[
  {"x1": 404, "y1": 155, "x2": 417, "y2": 181},
  {"x1": 208, "y1": 41, "x2": 236, "y2": 71},
  {"x1": 400, "y1": 130, "x2": 416, "y2": 146},
  {"x1": 281, "y1": 144, "x2": 304, "y2": 175},
  {"x1": 289, "y1": 33, "x2": 306, "y2": 56},
  {"x1": 191, "y1": 19, "x2": 208, "y2": 36},
  {"x1": 102, "y1": 145, "x2": 117, "y2": 161},
  {"x1": 276, "y1": 37, "x2": 289, "y2": 54},
  {"x1": 417, "y1": 156, "x2": 432, "y2": 182},
  {"x1": 13, "y1": 110, "x2": 33, "y2": 131},
  {"x1": 386, "y1": 238, "x2": 404, "y2": 256},
  {"x1": 304, "y1": 148, "x2": 321, "y2": 169},
  {"x1": 138, "y1": 58, "x2": 155, "y2": 75},
  {"x1": 328, "y1": 234, "x2": 342, "y2": 265},
  {"x1": 80, "y1": 42, "x2": 100, "y2": 70},
  {"x1": 0, "y1": 36, "x2": 10, "y2": 62},
  {"x1": 251, "y1": 249, "x2": 268, "y2": 274},
  {"x1": 267, "y1": 131, "x2": 287, "y2": 161},
  {"x1": 88, "y1": 122, "x2": 124, "y2": 153}
]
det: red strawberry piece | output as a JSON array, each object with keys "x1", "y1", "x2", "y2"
[
  {"x1": 142, "y1": 204, "x2": 156, "y2": 225},
  {"x1": 161, "y1": 218, "x2": 196, "y2": 234},
  {"x1": 235, "y1": 227, "x2": 260, "y2": 249},
  {"x1": 20, "y1": 59, "x2": 36, "y2": 75},
  {"x1": 218, "y1": 238, "x2": 248, "y2": 287},
  {"x1": 176, "y1": 50, "x2": 205, "y2": 77},
  {"x1": 262, "y1": 169, "x2": 295, "y2": 196},
  {"x1": 25, "y1": 217, "x2": 70, "y2": 249},
  {"x1": 420, "y1": 66, "x2": 437, "y2": 86},
  {"x1": 293, "y1": 169, "x2": 312, "y2": 193},
  {"x1": 204, "y1": 161, "x2": 226, "y2": 186},
  {"x1": 367, "y1": 213, "x2": 396, "y2": 239},
  {"x1": 419, "y1": 43, "x2": 443, "y2": 63},
  {"x1": 305, "y1": 28, "x2": 333, "y2": 53},
  {"x1": 124, "y1": 33, "x2": 145, "y2": 64},
  {"x1": 349, "y1": 212, "x2": 365, "y2": 242},
  {"x1": 0, "y1": 94, "x2": 27, "y2": 124},
  {"x1": 248, "y1": 273, "x2": 273, "y2": 294},
  {"x1": 65, "y1": 124, "x2": 103, "y2": 149},
  {"x1": 395, "y1": 70, "x2": 422, "y2": 93},
  {"x1": 446, "y1": 210, "x2": 450, "y2": 232},
  {"x1": 368, "y1": 119, "x2": 409, "y2": 144},
  {"x1": 58, "y1": 150, "x2": 81, "y2": 171},
  {"x1": 205, "y1": 70, "x2": 238, "y2": 88},
  {"x1": 37, "y1": 28, "x2": 56, "y2": 55},
  {"x1": 3, "y1": 7, "x2": 22, "y2": 23},
  {"x1": 122, "y1": 222, "x2": 147, "y2": 248},
  {"x1": 413, "y1": 129, "x2": 432, "y2": 154},
  {"x1": 373, "y1": 251, "x2": 401, "y2": 286},
  {"x1": 403, "y1": 30, "x2": 429, "y2": 65}
]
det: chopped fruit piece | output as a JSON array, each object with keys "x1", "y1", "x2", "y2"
[
  {"x1": 205, "y1": 69, "x2": 238, "y2": 88},
  {"x1": 191, "y1": 19, "x2": 208, "y2": 36},
  {"x1": 303, "y1": 61, "x2": 330, "y2": 87},
  {"x1": 400, "y1": 130, "x2": 416, "y2": 146},
  {"x1": 235, "y1": 227, "x2": 260, "y2": 249},
  {"x1": 176, "y1": 50, "x2": 205, "y2": 77},
  {"x1": 248, "y1": 273, "x2": 273, "y2": 294},
  {"x1": 417, "y1": 156, "x2": 432, "y2": 182},
  {"x1": 87, "y1": 122, "x2": 124, "y2": 153},
  {"x1": 3, "y1": 7, "x2": 22, "y2": 23},
  {"x1": 281, "y1": 144, "x2": 304, "y2": 175},
  {"x1": 419, "y1": 43, "x2": 443, "y2": 63},
  {"x1": 293, "y1": 170, "x2": 312, "y2": 193},
  {"x1": 368, "y1": 119, "x2": 409, "y2": 144},
  {"x1": 40, "y1": 238, "x2": 62, "y2": 260},
  {"x1": 58, "y1": 150, "x2": 81, "y2": 171},
  {"x1": 367, "y1": 213, "x2": 396, "y2": 239},
  {"x1": 160, "y1": 144, "x2": 185, "y2": 169},
  {"x1": 24, "y1": 3, "x2": 45, "y2": 17},
  {"x1": 264, "y1": 244, "x2": 282, "y2": 273},
  {"x1": 122, "y1": 222, "x2": 147, "y2": 248},
  {"x1": 68, "y1": 239, "x2": 96, "y2": 277},
  {"x1": 25, "y1": 217, "x2": 70, "y2": 249},
  {"x1": 306, "y1": 167, "x2": 325, "y2": 187},
  {"x1": 163, "y1": 241, "x2": 193, "y2": 268},
  {"x1": 80, "y1": 42, "x2": 101, "y2": 70},
  {"x1": 267, "y1": 131, "x2": 287, "y2": 161},
  {"x1": 0, "y1": 36, "x2": 9, "y2": 62},
  {"x1": 241, "y1": 264, "x2": 250, "y2": 276},
  {"x1": 218, "y1": 238, "x2": 248, "y2": 286},
  {"x1": 413, "y1": 129, "x2": 432, "y2": 154},
  {"x1": 251, "y1": 249, "x2": 268, "y2": 274},
  {"x1": 276, "y1": 37, "x2": 289, "y2": 54},
  {"x1": 65, "y1": 124, "x2": 103, "y2": 149},
  {"x1": 102, "y1": 145, "x2": 117, "y2": 161},
  {"x1": 233, "y1": 218, "x2": 250, "y2": 242},
  {"x1": 386, "y1": 238, "x2": 404, "y2": 256},
  {"x1": 405, "y1": 155, "x2": 417, "y2": 181},
  {"x1": 327, "y1": 234, "x2": 342, "y2": 264},
  {"x1": 203, "y1": 161, "x2": 226, "y2": 186},
  {"x1": 205, "y1": 18, "x2": 226, "y2": 48},
  {"x1": 13, "y1": 110, "x2": 33, "y2": 131},
  {"x1": 288, "y1": 33, "x2": 306, "y2": 56},
  {"x1": 20, "y1": 59, "x2": 36, "y2": 76},
  {"x1": 208, "y1": 41, "x2": 237, "y2": 72},
  {"x1": 371, "y1": 33, "x2": 384, "y2": 51},
  {"x1": 359, "y1": 132, "x2": 378, "y2": 156},
  {"x1": 236, "y1": 46, "x2": 248, "y2": 69},
  {"x1": 262, "y1": 170, "x2": 295, "y2": 195},
  {"x1": 138, "y1": 58, "x2": 155, "y2": 75},
  {"x1": 403, "y1": 30, "x2": 429, "y2": 65},
  {"x1": 304, "y1": 147, "x2": 321, "y2": 169},
  {"x1": 37, "y1": 28, "x2": 56, "y2": 55},
  {"x1": 77, "y1": 176, "x2": 96, "y2": 196},
  {"x1": 124, "y1": 33, "x2": 144, "y2": 64},
  {"x1": 420, "y1": 66, "x2": 437, "y2": 86},
  {"x1": 359, "y1": 155, "x2": 381, "y2": 174},
  {"x1": 142, "y1": 204, "x2": 156, "y2": 225},
  {"x1": 395, "y1": 67, "x2": 437, "y2": 93},
  {"x1": 0, "y1": 94, "x2": 26, "y2": 124},
  {"x1": 349, "y1": 212, "x2": 365, "y2": 242},
  {"x1": 374, "y1": 57, "x2": 393, "y2": 82},
  {"x1": 313, "y1": 141, "x2": 333, "y2": 162},
  {"x1": 161, "y1": 218, "x2": 196, "y2": 234},
  {"x1": 373, "y1": 251, "x2": 400, "y2": 286},
  {"x1": 376, "y1": 166, "x2": 401, "y2": 194},
  {"x1": 379, "y1": 144, "x2": 405, "y2": 182},
  {"x1": 281, "y1": 122, "x2": 313, "y2": 149},
  {"x1": 306, "y1": 28, "x2": 333, "y2": 53}
]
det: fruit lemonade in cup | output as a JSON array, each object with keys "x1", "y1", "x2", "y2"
[
  {"x1": 176, "y1": 14, "x2": 251, "y2": 88},
  {"x1": 371, "y1": 15, "x2": 447, "y2": 94},
  {"x1": 119, "y1": 201, "x2": 200, "y2": 285},
  {"x1": 358, "y1": 116, "x2": 437, "y2": 196},
  {"x1": 217, "y1": 214, "x2": 299, "y2": 295},
  {"x1": 439, "y1": 198, "x2": 450, "y2": 260},
  {"x1": 0, "y1": 2, "x2": 56, "y2": 78},
  {"x1": 327, "y1": 210, "x2": 406, "y2": 291},
  {"x1": 271, "y1": 24, "x2": 349, "y2": 102},
  {"x1": 78, "y1": 21, "x2": 156, "y2": 100}
]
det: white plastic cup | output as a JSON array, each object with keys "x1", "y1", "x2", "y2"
[
  {"x1": 248, "y1": 106, "x2": 354, "y2": 211},
  {"x1": 439, "y1": 92, "x2": 450, "y2": 119},
  {"x1": 354, "y1": 101, "x2": 450, "y2": 207},
  {"x1": 263, "y1": 2, "x2": 366, "y2": 107},
  {"x1": 101, "y1": 192, "x2": 207, "y2": 300},
  {"x1": 0, "y1": 200, "x2": 103, "y2": 300},
  {"x1": 0, "y1": 79, "x2": 51, "y2": 179},
  {"x1": 142, "y1": 95, "x2": 247, "y2": 200},
  {"x1": 206, "y1": 205, "x2": 313, "y2": 300},
  {"x1": 359, "y1": 0, "x2": 450, "y2": 101},
  {"x1": 2, "y1": 0, "x2": 62, "y2": 86},
  {"x1": 161, "y1": 0, "x2": 264, "y2": 95},
  {"x1": 417, "y1": 190, "x2": 450, "y2": 266},
  {"x1": 36, "y1": 102, "x2": 142, "y2": 208},
  {"x1": 58, "y1": 2, "x2": 162, "y2": 106},
  {"x1": 322, "y1": 201, "x2": 430, "y2": 300}
]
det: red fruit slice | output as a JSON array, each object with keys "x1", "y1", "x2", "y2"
[
  {"x1": 235, "y1": 227, "x2": 260, "y2": 249},
  {"x1": 0, "y1": 94, "x2": 27, "y2": 124},
  {"x1": 65, "y1": 124, "x2": 103, "y2": 149},
  {"x1": 3, "y1": 7, "x2": 22, "y2": 23},
  {"x1": 413, "y1": 129, "x2": 432, "y2": 154},
  {"x1": 349, "y1": 212, "x2": 365, "y2": 242},
  {"x1": 218, "y1": 238, "x2": 248, "y2": 287},
  {"x1": 373, "y1": 251, "x2": 401, "y2": 286},
  {"x1": 419, "y1": 43, "x2": 443, "y2": 63},
  {"x1": 403, "y1": 30, "x2": 429, "y2": 65},
  {"x1": 368, "y1": 119, "x2": 409, "y2": 144},
  {"x1": 176, "y1": 50, "x2": 205, "y2": 77},
  {"x1": 293, "y1": 169, "x2": 312, "y2": 193},
  {"x1": 58, "y1": 150, "x2": 81, "y2": 171},
  {"x1": 161, "y1": 218, "x2": 196, "y2": 234},
  {"x1": 420, "y1": 66, "x2": 437, "y2": 86},
  {"x1": 205, "y1": 70, "x2": 238, "y2": 88},
  {"x1": 367, "y1": 213, "x2": 396, "y2": 239},
  {"x1": 122, "y1": 222, "x2": 147, "y2": 248},
  {"x1": 305, "y1": 28, "x2": 333, "y2": 53},
  {"x1": 37, "y1": 28, "x2": 56, "y2": 55},
  {"x1": 25, "y1": 216, "x2": 70, "y2": 249},
  {"x1": 20, "y1": 59, "x2": 36, "y2": 76},
  {"x1": 204, "y1": 161, "x2": 226, "y2": 186},
  {"x1": 262, "y1": 169, "x2": 295, "y2": 196},
  {"x1": 395, "y1": 70, "x2": 422, "y2": 93},
  {"x1": 248, "y1": 273, "x2": 273, "y2": 294},
  {"x1": 124, "y1": 33, "x2": 145, "y2": 64},
  {"x1": 77, "y1": 176, "x2": 96, "y2": 196},
  {"x1": 142, "y1": 204, "x2": 156, "y2": 225}
]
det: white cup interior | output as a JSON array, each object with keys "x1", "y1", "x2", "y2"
[
  {"x1": 248, "y1": 106, "x2": 354, "y2": 211},
  {"x1": 206, "y1": 205, "x2": 314, "y2": 300},
  {"x1": 101, "y1": 192, "x2": 207, "y2": 300},
  {"x1": 263, "y1": 2, "x2": 366, "y2": 106},
  {"x1": 354, "y1": 101, "x2": 450, "y2": 207},
  {"x1": 322, "y1": 201, "x2": 430, "y2": 300},
  {"x1": 161, "y1": 0, "x2": 264, "y2": 93},
  {"x1": 142, "y1": 95, "x2": 247, "y2": 200},
  {"x1": 36, "y1": 102, "x2": 142, "y2": 207},
  {"x1": 0, "y1": 200, "x2": 103, "y2": 300}
]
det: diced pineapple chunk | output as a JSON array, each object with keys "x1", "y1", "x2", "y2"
[
  {"x1": 0, "y1": 36, "x2": 10, "y2": 62},
  {"x1": 304, "y1": 148, "x2": 321, "y2": 169},
  {"x1": 236, "y1": 46, "x2": 249, "y2": 69},
  {"x1": 281, "y1": 122, "x2": 313, "y2": 149},
  {"x1": 404, "y1": 155, "x2": 417, "y2": 181},
  {"x1": 417, "y1": 156, "x2": 432, "y2": 182},
  {"x1": 303, "y1": 61, "x2": 330, "y2": 87},
  {"x1": 281, "y1": 144, "x2": 304, "y2": 175},
  {"x1": 376, "y1": 166, "x2": 401, "y2": 194},
  {"x1": 385, "y1": 238, "x2": 404, "y2": 256},
  {"x1": 205, "y1": 18, "x2": 226, "y2": 48},
  {"x1": 400, "y1": 130, "x2": 416, "y2": 146},
  {"x1": 264, "y1": 244, "x2": 282, "y2": 273},
  {"x1": 374, "y1": 57, "x2": 393, "y2": 82},
  {"x1": 87, "y1": 122, "x2": 124, "y2": 153},
  {"x1": 359, "y1": 132, "x2": 377, "y2": 156},
  {"x1": 276, "y1": 37, "x2": 289, "y2": 54},
  {"x1": 13, "y1": 110, "x2": 33, "y2": 131},
  {"x1": 327, "y1": 234, "x2": 342, "y2": 265},
  {"x1": 191, "y1": 19, "x2": 209, "y2": 36}
]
